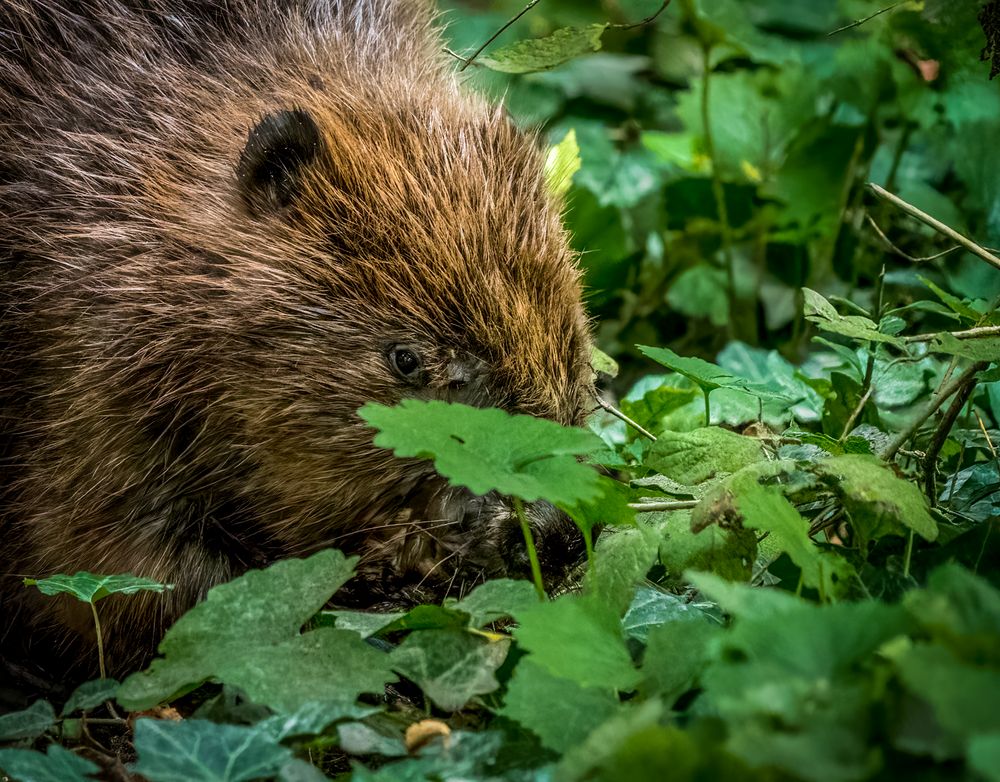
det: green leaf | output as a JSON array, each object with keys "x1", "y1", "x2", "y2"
[
  {"x1": 0, "y1": 700, "x2": 56, "y2": 742},
  {"x1": 930, "y1": 332, "x2": 1000, "y2": 362},
  {"x1": 359, "y1": 400, "x2": 605, "y2": 507},
  {"x1": 719, "y1": 468, "x2": 854, "y2": 598},
  {"x1": 638, "y1": 345, "x2": 785, "y2": 401},
  {"x1": 813, "y1": 455, "x2": 938, "y2": 544},
  {"x1": 515, "y1": 593, "x2": 642, "y2": 691},
  {"x1": 23, "y1": 573, "x2": 171, "y2": 604},
  {"x1": 545, "y1": 128, "x2": 582, "y2": 199},
  {"x1": 118, "y1": 550, "x2": 396, "y2": 712},
  {"x1": 970, "y1": 734, "x2": 1000, "y2": 782},
  {"x1": 645, "y1": 428, "x2": 764, "y2": 486},
  {"x1": 259, "y1": 701, "x2": 378, "y2": 742},
  {"x1": 920, "y1": 276, "x2": 981, "y2": 321},
  {"x1": 641, "y1": 614, "x2": 720, "y2": 706},
  {"x1": 802, "y1": 289, "x2": 906, "y2": 347},
  {"x1": 658, "y1": 511, "x2": 756, "y2": 584},
  {"x1": 321, "y1": 610, "x2": 404, "y2": 638},
  {"x1": 894, "y1": 643, "x2": 1000, "y2": 743},
  {"x1": 590, "y1": 345, "x2": 619, "y2": 378},
  {"x1": 61, "y1": 680, "x2": 118, "y2": 716},
  {"x1": 479, "y1": 25, "x2": 609, "y2": 74},
  {"x1": 389, "y1": 630, "x2": 510, "y2": 711},
  {"x1": 0, "y1": 746, "x2": 100, "y2": 782},
  {"x1": 584, "y1": 526, "x2": 660, "y2": 614},
  {"x1": 623, "y1": 585, "x2": 720, "y2": 643},
  {"x1": 500, "y1": 658, "x2": 620, "y2": 753},
  {"x1": 447, "y1": 579, "x2": 539, "y2": 627},
  {"x1": 131, "y1": 718, "x2": 293, "y2": 782}
]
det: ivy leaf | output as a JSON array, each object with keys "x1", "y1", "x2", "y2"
[
  {"x1": 390, "y1": 630, "x2": 510, "y2": 711},
  {"x1": 514, "y1": 593, "x2": 642, "y2": 691},
  {"x1": 499, "y1": 658, "x2": 620, "y2": 753},
  {"x1": 24, "y1": 573, "x2": 171, "y2": 604},
  {"x1": 446, "y1": 578, "x2": 539, "y2": 627},
  {"x1": 802, "y1": 288, "x2": 906, "y2": 347},
  {"x1": 544, "y1": 128, "x2": 582, "y2": 199},
  {"x1": 118, "y1": 550, "x2": 396, "y2": 712},
  {"x1": 0, "y1": 700, "x2": 56, "y2": 742},
  {"x1": 62, "y1": 680, "x2": 119, "y2": 716},
  {"x1": 359, "y1": 400, "x2": 605, "y2": 507},
  {"x1": 131, "y1": 718, "x2": 293, "y2": 782},
  {"x1": 478, "y1": 25, "x2": 608, "y2": 74},
  {"x1": 813, "y1": 455, "x2": 938, "y2": 544},
  {"x1": 0, "y1": 745, "x2": 100, "y2": 782}
]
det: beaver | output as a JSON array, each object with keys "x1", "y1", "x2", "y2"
[{"x1": 0, "y1": 0, "x2": 593, "y2": 683}]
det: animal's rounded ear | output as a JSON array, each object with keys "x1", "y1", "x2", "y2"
[{"x1": 237, "y1": 109, "x2": 322, "y2": 214}]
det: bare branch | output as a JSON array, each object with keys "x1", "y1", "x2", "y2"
[
  {"x1": 457, "y1": 0, "x2": 541, "y2": 73},
  {"x1": 828, "y1": 2, "x2": 907, "y2": 36},
  {"x1": 593, "y1": 393, "x2": 657, "y2": 441}
]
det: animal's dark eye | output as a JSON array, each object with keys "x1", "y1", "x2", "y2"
[{"x1": 388, "y1": 346, "x2": 423, "y2": 382}]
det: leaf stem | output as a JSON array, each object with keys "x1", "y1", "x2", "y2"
[
  {"x1": 629, "y1": 499, "x2": 699, "y2": 512},
  {"x1": 593, "y1": 393, "x2": 657, "y2": 441},
  {"x1": 89, "y1": 602, "x2": 107, "y2": 681},
  {"x1": 902, "y1": 529, "x2": 914, "y2": 579},
  {"x1": 514, "y1": 497, "x2": 546, "y2": 600},
  {"x1": 703, "y1": 389, "x2": 712, "y2": 426},
  {"x1": 923, "y1": 375, "x2": 980, "y2": 505}
]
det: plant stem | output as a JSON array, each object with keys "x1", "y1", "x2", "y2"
[
  {"x1": 593, "y1": 393, "x2": 657, "y2": 441},
  {"x1": 90, "y1": 602, "x2": 107, "y2": 681},
  {"x1": 868, "y1": 183, "x2": 1000, "y2": 272},
  {"x1": 904, "y1": 325, "x2": 1000, "y2": 343},
  {"x1": 922, "y1": 376, "x2": 979, "y2": 505},
  {"x1": 514, "y1": 497, "x2": 546, "y2": 599},
  {"x1": 703, "y1": 389, "x2": 712, "y2": 426},
  {"x1": 902, "y1": 529, "x2": 914, "y2": 579},
  {"x1": 700, "y1": 43, "x2": 737, "y2": 341},
  {"x1": 628, "y1": 499, "x2": 699, "y2": 512},
  {"x1": 884, "y1": 361, "x2": 988, "y2": 461}
]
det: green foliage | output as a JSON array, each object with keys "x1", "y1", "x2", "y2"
[
  {"x1": 0, "y1": 745, "x2": 100, "y2": 782},
  {"x1": 118, "y1": 550, "x2": 395, "y2": 712}
]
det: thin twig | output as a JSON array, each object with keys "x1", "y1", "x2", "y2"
[
  {"x1": 612, "y1": 0, "x2": 673, "y2": 30},
  {"x1": 868, "y1": 183, "x2": 1000, "y2": 272},
  {"x1": 865, "y1": 214, "x2": 963, "y2": 262},
  {"x1": 593, "y1": 394, "x2": 657, "y2": 441},
  {"x1": 828, "y1": 1, "x2": 907, "y2": 36},
  {"x1": 923, "y1": 376, "x2": 979, "y2": 505},
  {"x1": 629, "y1": 499, "x2": 699, "y2": 512},
  {"x1": 904, "y1": 325, "x2": 1000, "y2": 343},
  {"x1": 839, "y1": 385, "x2": 875, "y2": 443},
  {"x1": 458, "y1": 0, "x2": 541, "y2": 72},
  {"x1": 884, "y1": 361, "x2": 989, "y2": 461}
]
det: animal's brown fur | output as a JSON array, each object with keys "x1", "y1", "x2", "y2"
[{"x1": 0, "y1": 0, "x2": 593, "y2": 684}]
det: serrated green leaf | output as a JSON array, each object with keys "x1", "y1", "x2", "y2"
[
  {"x1": 24, "y1": 573, "x2": 171, "y2": 604},
  {"x1": 479, "y1": 25, "x2": 608, "y2": 74},
  {"x1": 118, "y1": 550, "x2": 395, "y2": 712},
  {"x1": 360, "y1": 400, "x2": 605, "y2": 507},
  {"x1": 515, "y1": 594, "x2": 642, "y2": 691},
  {"x1": 61, "y1": 679, "x2": 118, "y2": 716},
  {"x1": 645, "y1": 427, "x2": 764, "y2": 486},
  {"x1": 545, "y1": 128, "x2": 582, "y2": 199},
  {"x1": 590, "y1": 345, "x2": 619, "y2": 378},
  {"x1": 0, "y1": 700, "x2": 56, "y2": 742},
  {"x1": 638, "y1": 345, "x2": 785, "y2": 400},
  {"x1": 802, "y1": 288, "x2": 906, "y2": 347},
  {"x1": 658, "y1": 511, "x2": 756, "y2": 584},
  {"x1": 131, "y1": 718, "x2": 293, "y2": 782},
  {"x1": 0, "y1": 745, "x2": 100, "y2": 782},
  {"x1": 813, "y1": 455, "x2": 938, "y2": 544},
  {"x1": 920, "y1": 276, "x2": 981, "y2": 321},
  {"x1": 390, "y1": 630, "x2": 509, "y2": 711},
  {"x1": 499, "y1": 658, "x2": 620, "y2": 753},
  {"x1": 584, "y1": 526, "x2": 659, "y2": 613}
]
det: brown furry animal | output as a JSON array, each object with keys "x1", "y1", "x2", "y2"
[{"x1": 0, "y1": 0, "x2": 593, "y2": 684}]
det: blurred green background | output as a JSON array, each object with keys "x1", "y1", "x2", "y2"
[{"x1": 439, "y1": 0, "x2": 1000, "y2": 388}]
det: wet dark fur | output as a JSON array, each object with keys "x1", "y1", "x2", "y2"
[{"x1": 0, "y1": 0, "x2": 593, "y2": 683}]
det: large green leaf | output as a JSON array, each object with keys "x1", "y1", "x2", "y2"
[
  {"x1": 118, "y1": 550, "x2": 395, "y2": 712},
  {"x1": 0, "y1": 746, "x2": 100, "y2": 782},
  {"x1": 479, "y1": 25, "x2": 608, "y2": 74},
  {"x1": 360, "y1": 400, "x2": 605, "y2": 507},
  {"x1": 23, "y1": 573, "x2": 171, "y2": 604}
]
